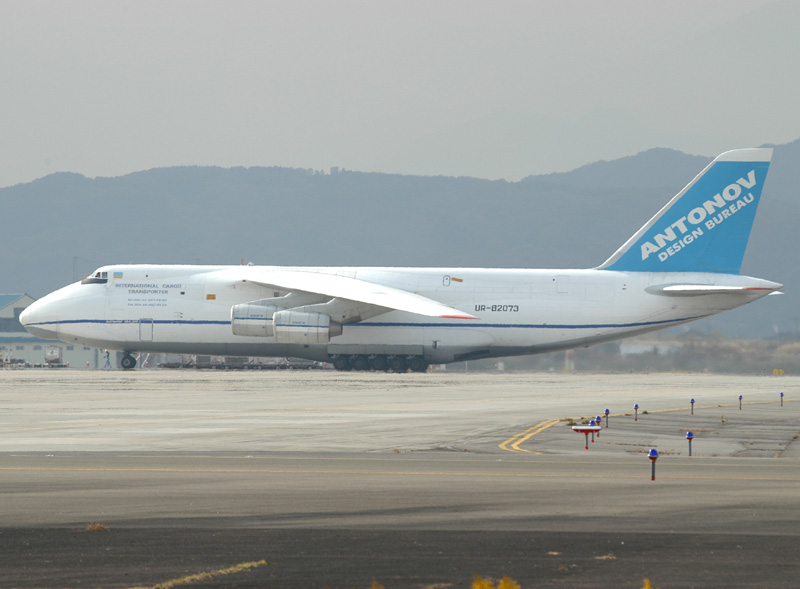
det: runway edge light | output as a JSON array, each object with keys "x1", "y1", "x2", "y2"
[{"x1": 648, "y1": 448, "x2": 659, "y2": 481}]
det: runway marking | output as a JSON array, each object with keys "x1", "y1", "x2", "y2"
[
  {"x1": 4, "y1": 465, "x2": 798, "y2": 481},
  {"x1": 6, "y1": 454, "x2": 800, "y2": 469},
  {"x1": 0, "y1": 466, "x2": 581, "y2": 476},
  {"x1": 499, "y1": 419, "x2": 560, "y2": 453},
  {"x1": 123, "y1": 559, "x2": 270, "y2": 589}
]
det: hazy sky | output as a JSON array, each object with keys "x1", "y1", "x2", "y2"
[{"x1": 2, "y1": 0, "x2": 796, "y2": 188}]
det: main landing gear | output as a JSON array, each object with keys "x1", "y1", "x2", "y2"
[
  {"x1": 120, "y1": 353, "x2": 137, "y2": 370},
  {"x1": 329, "y1": 354, "x2": 429, "y2": 373}
]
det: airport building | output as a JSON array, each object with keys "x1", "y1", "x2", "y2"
[{"x1": 0, "y1": 293, "x2": 100, "y2": 368}]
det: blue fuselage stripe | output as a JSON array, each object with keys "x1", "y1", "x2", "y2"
[{"x1": 25, "y1": 315, "x2": 703, "y2": 330}]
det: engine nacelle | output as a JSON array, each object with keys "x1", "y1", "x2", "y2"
[
  {"x1": 273, "y1": 310, "x2": 342, "y2": 344},
  {"x1": 231, "y1": 304, "x2": 283, "y2": 337}
]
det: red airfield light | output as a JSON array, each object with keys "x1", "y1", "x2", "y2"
[{"x1": 572, "y1": 424, "x2": 601, "y2": 450}]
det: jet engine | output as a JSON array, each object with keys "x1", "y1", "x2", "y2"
[
  {"x1": 230, "y1": 303, "x2": 283, "y2": 337},
  {"x1": 232, "y1": 304, "x2": 341, "y2": 344},
  {"x1": 272, "y1": 310, "x2": 342, "y2": 344}
]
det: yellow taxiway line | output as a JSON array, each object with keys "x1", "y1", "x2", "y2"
[{"x1": 498, "y1": 418, "x2": 560, "y2": 453}]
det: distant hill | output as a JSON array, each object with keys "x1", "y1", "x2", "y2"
[{"x1": 2, "y1": 140, "x2": 798, "y2": 338}]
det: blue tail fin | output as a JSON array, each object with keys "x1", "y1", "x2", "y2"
[{"x1": 598, "y1": 148, "x2": 772, "y2": 274}]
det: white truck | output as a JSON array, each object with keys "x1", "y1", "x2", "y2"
[{"x1": 44, "y1": 345, "x2": 63, "y2": 365}]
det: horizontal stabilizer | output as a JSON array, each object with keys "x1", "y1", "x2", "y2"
[{"x1": 647, "y1": 284, "x2": 781, "y2": 297}]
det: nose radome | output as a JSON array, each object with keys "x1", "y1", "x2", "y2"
[
  {"x1": 19, "y1": 299, "x2": 60, "y2": 340},
  {"x1": 19, "y1": 303, "x2": 37, "y2": 328},
  {"x1": 19, "y1": 304, "x2": 34, "y2": 326}
]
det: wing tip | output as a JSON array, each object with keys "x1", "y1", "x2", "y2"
[{"x1": 441, "y1": 314, "x2": 480, "y2": 320}]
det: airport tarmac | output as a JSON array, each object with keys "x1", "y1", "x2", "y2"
[{"x1": 1, "y1": 370, "x2": 799, "y2": 588}]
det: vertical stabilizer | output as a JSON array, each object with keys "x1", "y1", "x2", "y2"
[{"x1": 598, "y1": 148, "x2": 772, "y2": 274}]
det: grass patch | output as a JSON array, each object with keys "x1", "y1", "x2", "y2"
[{"x1": 472, "y1": 575, "x2": 521, "y2": 589}]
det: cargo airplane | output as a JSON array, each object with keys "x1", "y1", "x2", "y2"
[{"x1": 21, "y1": 148, "x2": 780, "y2": 371}]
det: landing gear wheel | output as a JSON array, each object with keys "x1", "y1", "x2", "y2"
[
  {"x1": 332, "y1": 356, "x2": 351, "y2": 371},
  {"x1": 352, "y1": 355, "x2": 370, "y2": 371},
  {"x1": 409, "y1": 356, "x2": 428, "y2": 373},
  {"x1": 389, "y1": 356, "x2": 407, "y2": 373},
  {"x1": 371, "y1": 355, "x2": 388, "y2": 372},
  {"x1": 120, "y1": 354, "x2": 137, "y2": 370}
]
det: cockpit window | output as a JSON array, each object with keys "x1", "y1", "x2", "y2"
[{"x1": 81, "y1": 269, "x2": 108, "y2": 285}]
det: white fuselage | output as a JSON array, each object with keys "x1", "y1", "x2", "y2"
[{"x1": 21, "y1": 264, "x2": 778, "y2": 364}]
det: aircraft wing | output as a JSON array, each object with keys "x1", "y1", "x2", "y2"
[{"x1": 210, "y1": 267, "x2": 479, "y2": 319}]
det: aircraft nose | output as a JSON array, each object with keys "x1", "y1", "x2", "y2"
[{"x1": 20, "y1": 299, "x2": 60, "y2": 340}]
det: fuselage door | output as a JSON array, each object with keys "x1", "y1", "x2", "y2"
[{"x1": 139, "y1": 318, "x2": 154, "y2": 341}]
